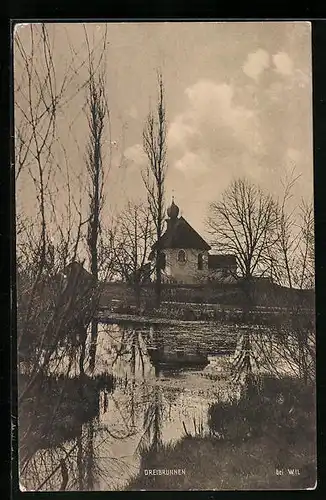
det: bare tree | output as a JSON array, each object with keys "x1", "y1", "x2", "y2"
[
  {"x1": 14, "y1": 24, "x2": 122, "y2": 492},
  {"x1": 267, "y1": 168, "x2": 314, "y2": 291},
  {"x1": 142, "y1": 72, "x2": 168, "y2": 308},
  {"x1": 14, "y1": 23, "x2": 101, "y2": 191},
  {"x1": 275, "y1": 194, "x2": 315, "y2": 385},
  {"x1": 297, "y1": 199, "x2": 314, "y2": 290},
  {"x1": 113, "y1": 201, "x2": 154, "y2": 308},
  {"x1": 14, "y1": 23, "x2": 103, "y2": 297},
  {"x1": 268, "y1": 168, "x2": 314, "y2": 292},
  {"x1": 14, "y1": 24, "x2": 61, "y2": 270},
  {"x1": 14, "y1": 24, "x2": 96, "y2": 381},
  {"x1": 269, "y1": 170, "x2": 301, "y2": 289},
  {"x1": 207, "y1": 178, "x2": 278, "y2": 305},
  {"x1": 84, "y1": 26, "x2": 110, "y2": 371},
  {"x1": 14, "y1": 24, "x2": 61, "y2": 180},
  {"x1": 252, "y1": 171, "x2": 315, "y2": 386}
]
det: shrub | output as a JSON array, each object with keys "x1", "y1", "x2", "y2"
[{"x1": 208, "y1": 376, "x2": 315, "y2": 443}]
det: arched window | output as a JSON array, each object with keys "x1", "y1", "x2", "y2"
[
  {"x1": 177, "y1": 249, "x2": 186, "y2": 263},
  {"x1": 198, "y1": 253, "x2": 203, "y2": 270}
]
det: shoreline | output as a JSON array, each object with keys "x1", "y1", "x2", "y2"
[
  {"x1": 96, "y1": 305, "x2": 313, "y2": 327},
  {"x1": 96, "y1": 312, "x2": 212, "y2": 326}
]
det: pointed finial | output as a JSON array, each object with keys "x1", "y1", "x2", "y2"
[{"x1": 167, "y1": 193, "x2": 179, "y2": 219}]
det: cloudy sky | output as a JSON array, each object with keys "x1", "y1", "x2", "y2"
[{"x1": 15, "y1": 22, "x2": 313, "y2": 241}]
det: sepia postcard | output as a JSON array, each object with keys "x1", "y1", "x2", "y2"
[{"x1": 14, "y1": 21, "x2": 316, "y2": 491}]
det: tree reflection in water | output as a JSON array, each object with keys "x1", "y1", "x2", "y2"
[
  {"x1": 19, "y1": 370, "x2": 114, "y2": 491},
  {"x1": 232, "y1": 329, "x2": 261, "y2": 397},
  {"x1": 125, "y1": 325, "x2": 316, "y2": 491},
  {"x1": 139, "y1": 329, "x2": 164, "y2": 453},
  {"x1": 19, "y1": 320, "x2": 316, "y2": 491}
]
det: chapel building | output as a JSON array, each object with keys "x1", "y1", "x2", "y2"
[{"x1": 149, "y1": 198, "x2": 237, "y2": 285}]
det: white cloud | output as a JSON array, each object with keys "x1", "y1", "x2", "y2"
[
  {"x1": 166, "y1": 72, "x2": 310, "y2": 202},
  {"x1": 185, "y1": 81, "x2": 255, "y2": 133},
  {"x1": 123, "y1": 143, "x2": 146, "y2": 166},
  {"x1": 273, "y1": 52, "x2": 294, "y2": 76},
  {"x1": 174, "y1": 151, "x2": 210, "y2": 177},
  {"x1": 166, "y1": 79, "x2": 267, "y2": 191},
  {"x1": 243, "y1": 49, "x2": 270, "y2": 81},
  {"x1": 168, "y1": 79, "x2": 261, "y2": 158},
  {"x1": 168, "y1": 115, "x2": 197, "y2": 150}
]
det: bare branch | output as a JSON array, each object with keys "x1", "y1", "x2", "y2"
[{"x1": 142, "y1": 72, "x2": 168, "y2": 307}]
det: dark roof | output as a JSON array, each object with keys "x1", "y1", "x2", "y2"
[
  {"x1": 208, "y1": 254, "x2": 237, "y2": 269},
  {"x1": 152, "y1": 216, "x2": 211, "y2": 251}
]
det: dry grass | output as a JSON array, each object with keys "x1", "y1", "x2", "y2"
[{"x1": 127, "y1": 377, "x2": 316, "y2": 491}]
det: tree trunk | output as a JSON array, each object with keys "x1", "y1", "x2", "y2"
[
  {"x1": 79, "y1": 327, "x2": 88, "y2": 375},
  {"x1": 155, "y1": 251, "x2": 162, "y2": 308},
  {"x1": 134, "y1": 283, "x2": 142, "y2": 311},
  {"x1": 241, "y1": 276, "x2": 254, "y2": 319},
  {"x1": 89, "y1": 319, "x2": 98, "y2": 373}
]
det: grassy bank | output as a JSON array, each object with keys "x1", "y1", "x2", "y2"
[
  {"x1": 100, "y1": 281, "x2": 314, "y2": 310},
  {"x1": 100, "y1": 301, "x2": 314, "y2": 329},
  {"x1": 127, "y1": 376, "x2": 316, "y2": 490}
]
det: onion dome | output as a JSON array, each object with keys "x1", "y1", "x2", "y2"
[{"x1": 167, "y1": 197, "x2": 179, "y2": 219}]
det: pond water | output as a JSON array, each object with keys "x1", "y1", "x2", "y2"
[{"x1": 19, "y1": 321, "x2": 310, "y2": 491}]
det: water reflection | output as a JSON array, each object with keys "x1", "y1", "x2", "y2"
[
  {"x1": 19, "y1": 372, "x2": 114, "y2": 491},
  {"x1": 19, "y1": 321, "x2": 315, "y2": 491}
]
